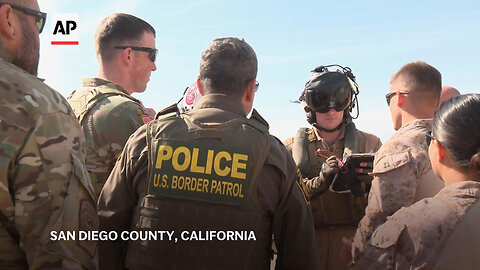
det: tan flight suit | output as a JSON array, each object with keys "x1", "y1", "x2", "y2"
[
  {"x1": 352, "y1": 181, "x2": 480, "y2": 269},
  {"x1": 98, "y1": 94, "x2": 320, "y2": 270},
  {"x1": 351, "y1": 119, "x2": 444, "y2": 264},
  {"x1": 0, "y1": 58, "x2": 98, "y2": 269},
  {"x1": 284, "y1": 123, "x2": 382, "y2": 270},
  {"x1": 68, "y1": 78, "x2": 153, "y2": 198}
]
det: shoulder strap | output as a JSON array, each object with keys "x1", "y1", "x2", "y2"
[
  {"x1": 343, "y1": 121, "x2": 359, "y2": 158},
  {"x1": 292, "y1": 127, "x2": 311, "y2": 173}
]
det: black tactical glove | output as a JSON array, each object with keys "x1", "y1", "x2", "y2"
[{"x1": 317, "y1": 156, "x2": 340, "y2": 187}]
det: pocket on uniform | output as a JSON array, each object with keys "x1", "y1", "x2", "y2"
[{"x1": 370, "y1": 221, "x2": 405, "y2": 249}]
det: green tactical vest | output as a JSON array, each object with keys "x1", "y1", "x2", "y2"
[
  {"x1": 292, "y1": 122, "x2": 367, "y2": 226},
  {"x1": 125, "y1": 110, "x2": 273, "y2": 270},
  {"x1": 67, "y1": 84, "x2": 140, "y2": 125}
]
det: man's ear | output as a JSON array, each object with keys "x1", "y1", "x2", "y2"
[
  {"x1": 397, "y1": 91, "x2": 405, "y2": 107},
  {"x1": 0, "y1": 5, "x2": 16, "y2": 40},
  {"x1": 435, "y1": 140, "x2": 446, "y2": 163},
  {"x1": 121, "y1": 47, "x2": 132, "y2": 66},
  {"x1": 244, "y1": 80, "x2": 255, "y2": 103}
]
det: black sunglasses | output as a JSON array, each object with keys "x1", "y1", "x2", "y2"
[
  {"x1": 115, "y1": 46, "x2": 158, "y2": 63},
  {"x1": 425, "y1": 130, "x2": 436, "y2": 145},
  {"x1": 0, "y1": 3, "x2": 47, "y2": 33},
  {"x1": 254, "y1": 81, "x2": 259, "y2": 92},
  {"x1": 386, "y1": 90, "x2": 409, "y2": 106}
]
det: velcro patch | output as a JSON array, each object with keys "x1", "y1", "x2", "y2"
[
  {"x1": 148, "y1": 139, "x2": 251, "y2": 206},
  {"x1": 142, "y1": 114, "x2": 154, "y2": 124}
]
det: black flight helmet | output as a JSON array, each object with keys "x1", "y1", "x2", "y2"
[{"x1": 299, "y1": 65, "x2": 359, "y2": 129}]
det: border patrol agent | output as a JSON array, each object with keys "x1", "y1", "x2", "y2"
[
  {"x1": 0, "y1": 1, "x2": 97, "y2": 268},
  {"x1": 98, "y1": 37, "x2": 320, "y2": 270},
  {"x1": 68, "y1": 13, "x2": 157, "y2": 198},
  {"x1": 284, "y1": 65, "x2": 382, "y2": 270}
]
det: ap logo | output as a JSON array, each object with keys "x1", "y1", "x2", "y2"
[{"x1": 51, "y1": 14, "x2": 79, "y2": 45}]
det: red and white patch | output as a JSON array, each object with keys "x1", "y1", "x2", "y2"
[
  {"x1": 142, "y1": 114, "x2": 154, "y2": 124},
  {"x1": 185, "y1": 87, "x2": 197, "y2": 106}
]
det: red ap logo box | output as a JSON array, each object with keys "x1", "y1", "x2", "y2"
[{"x1": 51, "y1": 14, "x2": 79, "y2": 45}]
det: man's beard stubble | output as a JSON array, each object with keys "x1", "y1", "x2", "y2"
[{"x1": 12, "y1": 19, "x2": 39, "y2": 76}]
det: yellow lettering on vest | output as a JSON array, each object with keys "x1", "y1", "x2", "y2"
[
  {"x1": 190, "y1": 148, "x2": 205, "y2": 173},
  {"x1": 233, "y1": 183, "x2": 240, "y2": 197},
  {"x1": 231, "y1": 153, "x2": 248, "y2": 179},
  {"x1": 177, "y1": 176, "x2": 184, "y2": 189},
  {"x1": 203, "y1": 179, "x2": 209, "y2": 192},
  {"x1": 172, "y1": 146, "x2": 191, "y2": 171},
  {"x1": 215, "y1": 180, "x2": 223, "y2": 194},
  {"x1": 185, "y1": 176, "x2": 191, "y2": 190},
  {"x1": 210, "y1": 179, "x2": 217, "y2": 193},
  {"x1": 172, "y1": 175, "x2": 178, "y2": 189},
  {"x1": 214, "y1": 151, "x2": 231, "y2": 177},
  {"x1": 153, "y1": 174, "x2": 160, "y2": 187},
  {"x1": 155, "y1": 145, "x2": 173, "y2": 169},
  {"x1": 205, "y1": 150, "x2": 214, "y2": 174},
  {"x1": 226, "y1": 182, "x2": 233, "y2": 196},
  {"x1": 162, "y1": 174, "x2": 168, "y2": 188}
]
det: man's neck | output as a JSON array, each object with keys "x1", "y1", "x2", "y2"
[
  {"x1": 316, "y1": 128, "x2": 342, "y2": 146},
  {"x1": 97, "y1": 64, "x2": 132, "y2": 95}
]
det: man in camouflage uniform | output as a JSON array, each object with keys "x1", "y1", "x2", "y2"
[
  {"x1": 348, "y1": 61, "x2": 444, "y2": 265},
  {"x1": 68, "y1": 13, "x2": 157, "y2": 198},
  {"x1": 352, "y1": 94, "x2": 480, "y2": 269},
  {"x1": 284, "y1": 65, "x2": 382, "y2": 270},
  {"x1": 0, "y1": 0, "x2": 97, "y2": 268},
  {"x1": 98, "y1": 37, "x2": 321, "y2": 270}
]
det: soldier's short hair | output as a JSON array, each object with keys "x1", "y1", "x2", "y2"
[
  {"x1": 94, "y1": 13, "x2": 155, "y2": 62},
  {"x1": 199, "y1": 37, "x2": 257, "y2": 98},
  {"x1": 391, "y1": 61, "x2": 442, "y2": 106}
]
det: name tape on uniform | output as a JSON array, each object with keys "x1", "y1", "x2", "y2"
[{"x1": 148, "y1": 140, "x2": 251, "y2": 205}]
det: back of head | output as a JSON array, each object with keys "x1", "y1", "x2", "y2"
[
  {"x1": 433, "y1": 94, "x2": 480, "y2": 176},
  {"x1": 439, "y1": 86, "x2": 461, "y2": 107},
  {"x1": 391, "y1": 61, "x2": 441, "y2": 109},
  {"x1": 94, "y1": 13, "x2": 155, "y2": 63},
  {"x1": 199, "y1": 37, "x2": 257, "y2": 98}
]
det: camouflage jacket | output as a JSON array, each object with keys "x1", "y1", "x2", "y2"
[
  {"x1": 352, "y1": 119, "x2": 443, "y2": 263},
  {"x1": 352, "y1": 181, "x2": 480, "y2": 269},
  {"x1": 67, "y1": 78, "x2": 153, "y2": 198},
  {"x1": 0, "y1": 58, "x2": 98, "y2": 269}
]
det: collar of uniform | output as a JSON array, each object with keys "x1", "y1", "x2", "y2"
[
  {"x1": 399, "y1": 119, "x2": 433, "y2": 132},
  {"x1": 313, "y1": 125, "x2": 346, "y2": 147},
  {"x1": 194, "y1": 94, "x2": 247, "y2": 117},
  {"x1": 440, "y1": 181, "x2": 480, "y2": 199},
  {"x1": 82, "y1": 77, "x2": 129, "y2": 95}
]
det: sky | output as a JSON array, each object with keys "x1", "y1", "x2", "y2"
[{"x1": 37, "y1": 0, "x2": 480, "y2": 143}]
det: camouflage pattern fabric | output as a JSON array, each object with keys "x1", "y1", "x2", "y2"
[
  {"x1": 352, "y1": 181, "x2": 480, "y2": 269},
  {"x1": 351, "y1": 119, "x2": 443, "y2": 264},
  {"x1": 67, "y1": 78, "x2": 152, "y2": 198},
  {"x1": 0, "y1": 58, "x2": 98, "y2": 269}
]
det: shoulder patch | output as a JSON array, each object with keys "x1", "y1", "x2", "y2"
[
  {"x1": 295, "y1": 169, "x2": 310, "y2": 205},
  {"x1": 373, "y1": 151, "x2": 411, "y2": 174},
  {"x1": 142, "y1": 114, "x2": 154, "y2": 124}
]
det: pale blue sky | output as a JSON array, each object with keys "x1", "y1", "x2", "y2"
[{"x1": 38, "y1": 0, "x2": 480, "y2": 143}]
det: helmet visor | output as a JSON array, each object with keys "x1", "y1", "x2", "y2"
[{"x1": 305, "y1": 86, "x2": 351, "y2": 113}]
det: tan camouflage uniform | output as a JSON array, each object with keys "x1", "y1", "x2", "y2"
[
  {"x1": 352, "y1": 181, "x2": 480, "y2": 270},
  {"x1": 284, "y1": 126, "x2": 382, "y2": 270},
  {"x1": 351, "y1": 119, "x2": 444, "y2": 264},
  {"x1": 67, "y1": 78, "x2": 153, "y2": 198},
  {"x1": 0, "y1": 58, "x2": 98, "y2": 269}
]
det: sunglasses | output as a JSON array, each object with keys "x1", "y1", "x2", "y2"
[
  {"x1": 254, "y1": 81, "x2": 259, "y2": 92},
  {"x1": 0, "y1": 3, "x2": 47, "y2": 33},
  {"x1": 386, "y1": 90, "x2": 409, "y2": 106},
  {"x1": 425, "y1": 130, "x2": 436, "y2": 145},
  {"x1": 115, "y1": 46, "x2": 158, "y2": 63}
]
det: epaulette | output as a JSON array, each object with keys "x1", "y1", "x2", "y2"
[{"x1": 155, "y1": 103, "x2": 180, "y2": 120}]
